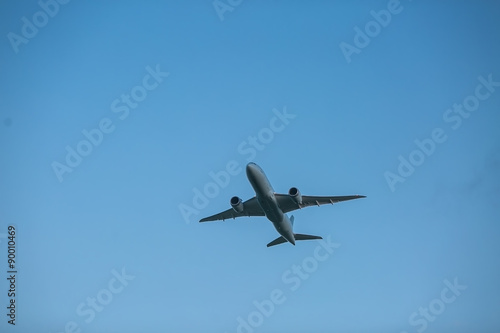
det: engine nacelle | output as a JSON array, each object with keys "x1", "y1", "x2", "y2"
[
  {"x1": 288, "y1": 187, "x2": 302, "y2": 205},
  {"x1": 230, "y1": 196, "x2": 244, "y2": 213}
]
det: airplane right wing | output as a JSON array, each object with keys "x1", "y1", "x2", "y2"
[
  {"x1": 275, "y1": 194, "x2": 366, "y2": 214},
  {"x1": 199, "y1": 197, "x2": 265, "y2": 222}
]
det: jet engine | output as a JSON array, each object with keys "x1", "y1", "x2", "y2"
[
  {"x1": 288, "y1": 187, "x2": 303, "y2": 205},
  {"x1": 230, "y1": 196, "x2": 244, "y2": 213}
]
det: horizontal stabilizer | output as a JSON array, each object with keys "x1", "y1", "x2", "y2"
[
  {"x1": 294, "y1": 233, "x2": 322, "y2": 241},
  {"x1": 267, "y1": 236, "x2": 287, "y2": 247}
]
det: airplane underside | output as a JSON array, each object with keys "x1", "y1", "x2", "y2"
[{"x1": 199, "y1": 162, "x2": 366, "y2": 248}]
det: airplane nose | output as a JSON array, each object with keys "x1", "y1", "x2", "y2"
[{"x1": 246, "y1": 163, "x2": 256, "y2": 176}]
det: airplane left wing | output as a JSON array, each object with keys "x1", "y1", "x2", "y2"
[
  {"x1": 199, "y1": 197, "x2": 265, "y2": 222},
  {"x1": 275, "y1": 194, "x2": 366, "y2": 214}
]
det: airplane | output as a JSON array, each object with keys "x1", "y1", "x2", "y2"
[{"x1": 199, "y1": 162, "x2": 366, "y2": 247}]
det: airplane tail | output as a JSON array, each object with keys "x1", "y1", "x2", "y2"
[{"x1": 267, "y1": 233, "x2": 322, "y2": 247}]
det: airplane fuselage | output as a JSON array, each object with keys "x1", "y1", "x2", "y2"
[{"x1": 246, "y1": 162, "x2": 296, "y2": 245}]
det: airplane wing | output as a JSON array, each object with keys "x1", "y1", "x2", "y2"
[
  {"x1": 275, "y1": 194, "x2": 366, "y2": 214},
  {"x1": 199, "y1": 197, "x2": 265, "y2": 222}
]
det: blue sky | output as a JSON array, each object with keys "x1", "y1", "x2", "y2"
[{"x1": 1, "y1": 1, "x2": 499, "y2": 332}]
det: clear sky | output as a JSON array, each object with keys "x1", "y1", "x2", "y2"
[{"x1": 1, "y1": 1, "x2": 499, "y2": 332}]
